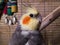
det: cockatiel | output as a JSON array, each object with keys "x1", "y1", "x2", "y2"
[{"x1": 9, "y1": 7, "x2": 44, "y2": 45}]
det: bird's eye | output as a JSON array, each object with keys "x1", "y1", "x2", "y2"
[{"x1": 30, "y1": 14, "x2": 33, "y2": 17}]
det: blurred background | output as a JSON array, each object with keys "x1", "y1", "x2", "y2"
[{"x1": 0, "y1": 0, "x2": 60, "y2": 45}]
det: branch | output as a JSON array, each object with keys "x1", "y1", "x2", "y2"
[{"x1": 40, "y1": 6, "x2": 60, "y2": 30}]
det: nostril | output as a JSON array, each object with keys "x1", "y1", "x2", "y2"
[{"x1": 30, "y1": 14, "x2": 33, "y2": 17}]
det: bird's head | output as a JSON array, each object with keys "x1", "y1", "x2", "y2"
[{"x1": 20, "y1": 7, "x2": 42, "y2": 30}]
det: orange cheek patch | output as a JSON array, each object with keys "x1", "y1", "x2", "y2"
[{"x1": 22, "y1": 16, "x2": 30, "y2": 24}]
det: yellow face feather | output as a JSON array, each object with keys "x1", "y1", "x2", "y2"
[{"x1": 26, "y1": 7, "x2": 38, "y2": 15}]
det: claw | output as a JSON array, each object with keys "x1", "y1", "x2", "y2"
[
  {"x1": 4, "y1": 15, "x2": 17, "y2": 25},
  {"x1": 13, "y1": 16, "x2": 16, "y2": 24},
  {"x1": 5, "y1": 17, "x2": 8, "y2": 24},
  {"x1": 8, "y1": 19, "x2": 12, "y2": 25},
  {"x1": 12, "y1": 16, "x2": 17, "y2": 24}
]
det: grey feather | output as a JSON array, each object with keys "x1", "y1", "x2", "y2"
[{"x1": 9, "y1": 25, "x2": 44, "y2": 45}]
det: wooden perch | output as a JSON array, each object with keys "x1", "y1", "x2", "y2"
[{"x1": 40, "y1": 6, "x2": 60, "y2": 30}]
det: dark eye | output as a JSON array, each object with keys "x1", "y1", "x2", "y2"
[{"x1": 30, "y1": 14, "x2": 33, "y2": 17}]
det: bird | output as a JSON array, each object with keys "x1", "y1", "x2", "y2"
[{"x1": 9, "y1": 7, "x2": 44, "y2": 45}]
